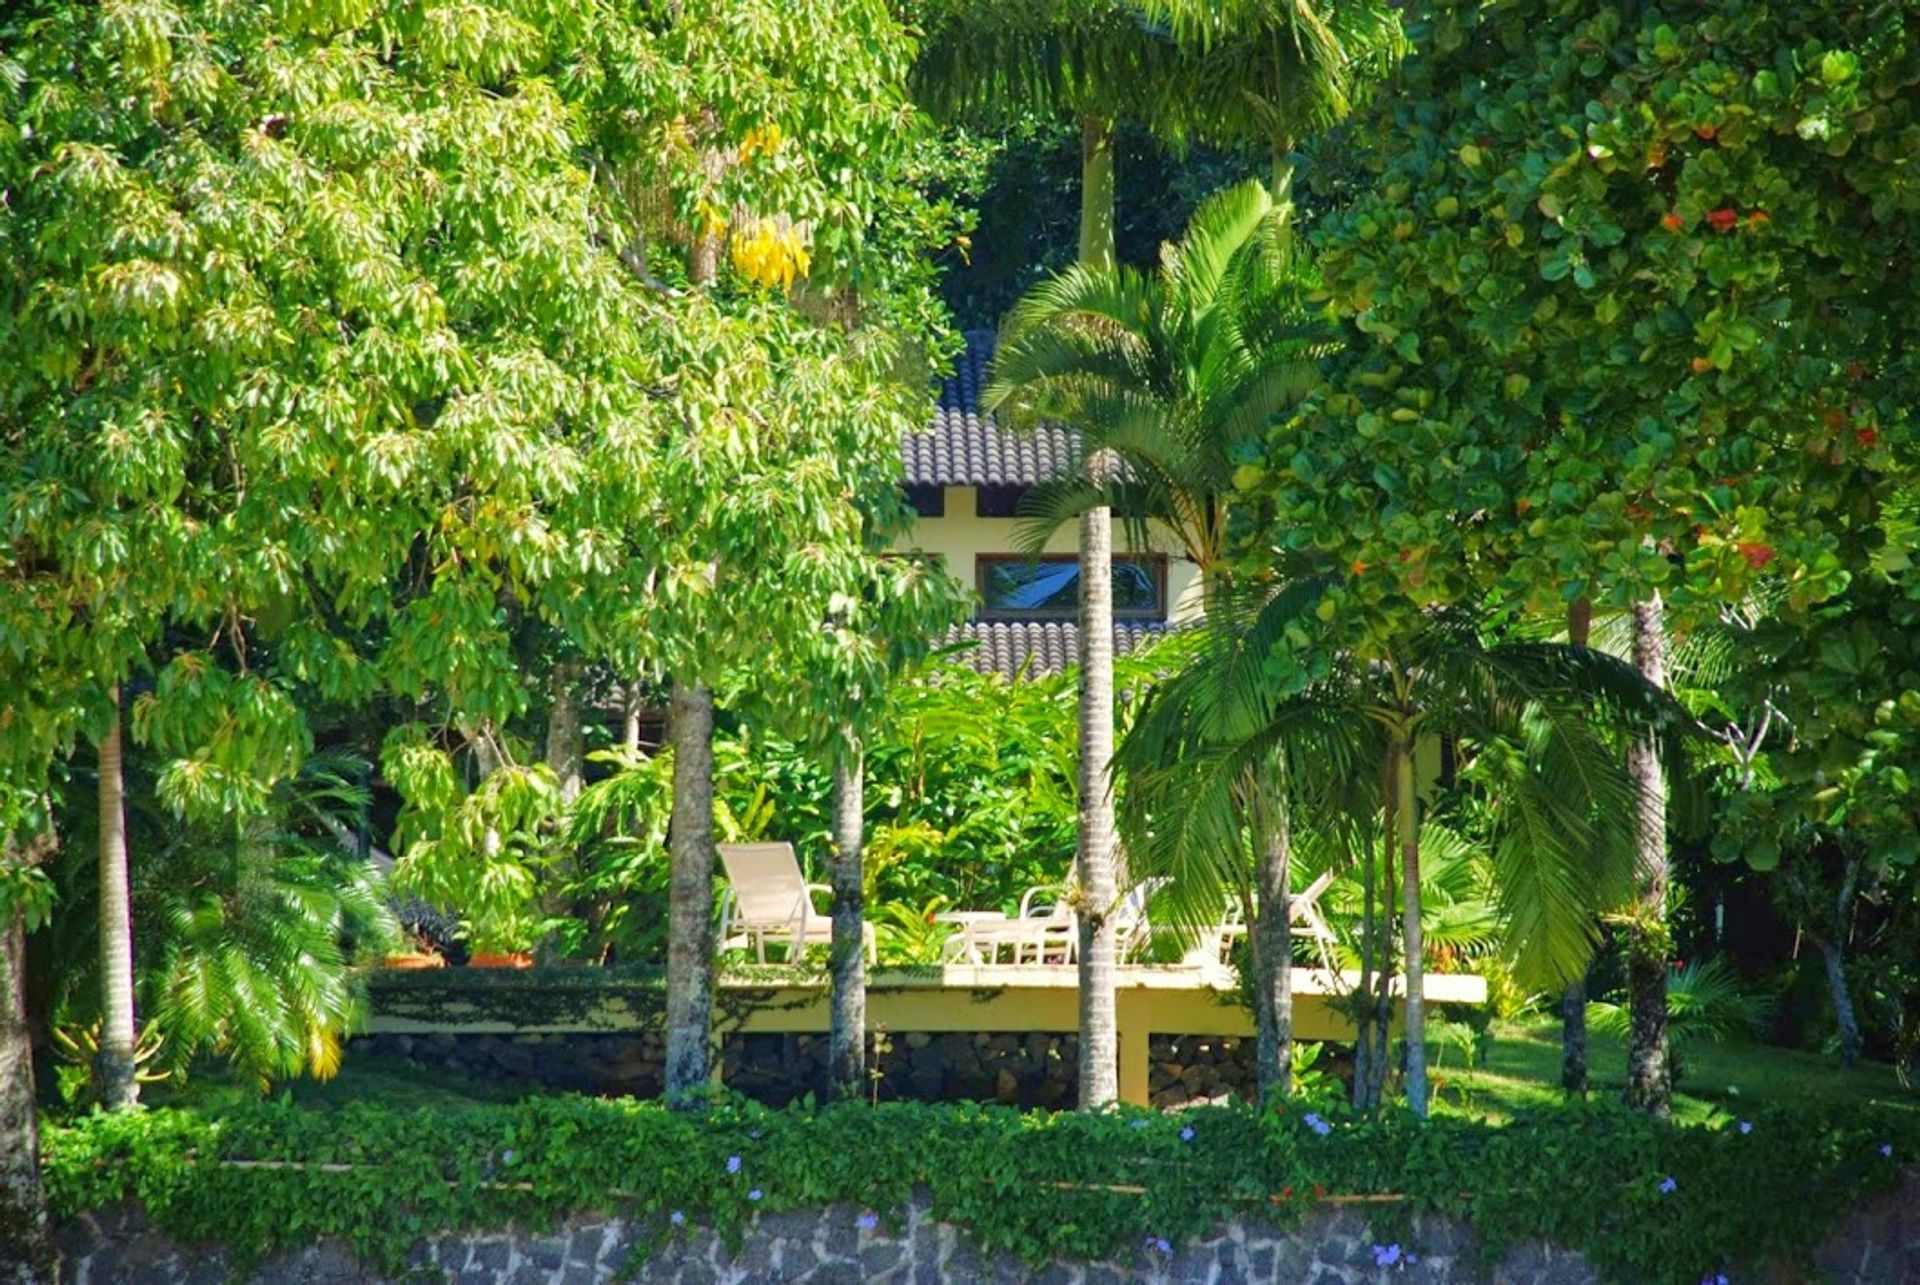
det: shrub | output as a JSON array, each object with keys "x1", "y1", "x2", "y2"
[{"x1": 42, "y1": 1094, "x2": 1914, "y2": 1283}]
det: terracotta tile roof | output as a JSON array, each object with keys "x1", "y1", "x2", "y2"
[
  {"x1": 941, "y1": 620, "x2": 1171, "y2": 680},
  {"x1": 903, "y1": 330, "x2": 1082, "y2": 487}
]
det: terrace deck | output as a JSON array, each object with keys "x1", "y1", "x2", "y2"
[{"x1": 366, "y1": 964, "x2": 1486, "y2": 1106}]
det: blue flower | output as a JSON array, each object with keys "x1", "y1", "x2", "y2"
[
  {"x1": 1701, "y1": 1274, "x2": 1729, "y2": 1285},
  {"x1": 748, "y1": 1189, "x2": 763, "y2": 1203},
  {"x1": 1179, "y1": 1126, "x2": 1196, "y2": 1142},
  {"x1": 1303, "y1": 1112, "x2": 1331, "y2": 1137},
  {"x1": 1880, "y1": 1143, "x2": 1894, "y2": 1159},
  {"x1": 856, "y1": 1212, "x2": 879, "y2": 1231},
  {"x1": 1737, "y1": 1120, "x2": 1752, "y2": 1135},
  {"x1": 501, "y1": 1149, "x2": 516, "y2": 1164},
  {"x1": 669, "y1": 1210, "x2": 686, "y2": 1226},
  {"x1": 1373, "y1": 1243, "x2": 1403, "y2": 1268},
  {"x1": 726, "y1": 1155, "x2": 743, "y2": 1174},
  {"x1": 1143, "y1": 1236, "x2": 1172, "y2": 1255},
  {"x1": 1659, "y1": 1176, "x2": 1678, "y2": 1194}
]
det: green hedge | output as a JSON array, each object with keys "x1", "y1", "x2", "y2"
[{"x1": 43, "y1": 1095, "x2": 1914, "y2": 1283}]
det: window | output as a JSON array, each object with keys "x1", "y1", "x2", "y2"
[
  {"x1": 902, "y1": 484, "x2": 946, "y2": 518},
  {"x1": 974, "y1": 485, "x2": 1030, "y2": 518},
  {"x1": 977, "y1": 554, "x2": 1166, "y2": 621}
]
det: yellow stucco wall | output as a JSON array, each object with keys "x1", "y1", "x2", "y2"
[{"x1": 902, "y1": 486, "x2": 1205, "y2": 624}]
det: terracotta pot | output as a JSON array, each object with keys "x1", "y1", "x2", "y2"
[
  {"x1": 467, "y1": 951, "x2": 534, "y2": 969},
  {"x1": 381, "y1": 953, "x2": 446, "y2": 970}
]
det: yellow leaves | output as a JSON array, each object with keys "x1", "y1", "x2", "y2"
[
  {"x1": 730, "y1": 217, "x2": 812, "y2": 290},
  {"x1": 696, "y1": 198, "x2": 729, "y2": 241},
  {"x1": 738, "y1": 121, "x2": 783, "y2": 163}
]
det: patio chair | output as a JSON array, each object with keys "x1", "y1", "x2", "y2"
[
  {"x1": 939, "y1": 884, "x2": 1076, "y2": 964},
  {"x1": 1182, "y1": 868, "x2": 1339, "y2": 967},
  {"x1": 717, "y1": 842, "x2": 875, "y2": 964}
]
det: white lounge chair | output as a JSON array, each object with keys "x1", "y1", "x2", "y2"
[
  {"x1": 1186, "y1": 869, "x2": 1339, "y2": 967},
  {"x1": 717, "y1": 842, "x2": 875, "y2": 964}
]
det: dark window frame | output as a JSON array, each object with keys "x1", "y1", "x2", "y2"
[
  {"x1": 902, "y1": 483, "x2": 946, "y2": 518},
  {"x1": 975, "y1": 553, "x2": 1168, "y2": 622},
  {"x1": 973, "y1": 485, "x2": 1031, "y2": 518}
]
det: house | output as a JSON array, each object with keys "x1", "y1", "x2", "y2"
[{"x1": 902, "y1": 332, "x2": 1204, "y2": 679}]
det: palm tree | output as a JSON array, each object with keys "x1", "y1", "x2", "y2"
[
  {"x1": 988, "y1": 180, "x2": 1323, "y2": 1101},
  {"x1": 1125, "y1": 586, "x2": 1674, "y2": 1116},
  {"x1": 989, "y1": 180, "x2": 1324, "y2": 574},
  {"x1": 146, "y1": 749, "x2": 399, "y2": 1087},
  {"x1": 1116, "y1": 580, "x2": 1360, "y2": 1102},
  {"x1": 1139, "y1": 0, "x2": 1405, "y2": 214},
  {"x1": 916, "y1": 0, "x2": 1187, "y2": 1109},
  {"x1": 986, "y1": 179, "x2": 1318, "y2": 1106}
]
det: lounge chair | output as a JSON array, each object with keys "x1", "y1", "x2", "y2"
[
  {"x1": 1188, "y1": 868, "x2": 1339, "y2": 966},
  {"x1": 717, "y1": 842, "x2": 875, "y2": 964},
  {"x1": 939, "y1": 884, "x2": 1076, "y2": 964}
]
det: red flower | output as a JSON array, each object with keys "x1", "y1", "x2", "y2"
[
  {"x1": 1747, "y1": 210, "x2": 1770, "y2": 228},
  {"x1": 1690, "y1": 356, "x2": 1715, "y2": 374},
  {"x1": 1350, "y1": 559, "x2": 1368, "y2": 576},
  {"x1": 1737, "y1": 542, "x2": 1776, "y2": 569},
  {"x1": 1706, "y1": 208, "x2": 1739, "y2": 233},
  {"x1": 1695, "y1": 124, "x2": 1718, "y2": 141},
  {"x1": 1857, "y1": 427, "x2": 1880, "y2": 447},
  {"x1": 1312, "y1": 1184, "x2": 1327, "y2": 1200},
  {"x1": 1661, "y1": 210, "x2": 1686, "y2": 232}
]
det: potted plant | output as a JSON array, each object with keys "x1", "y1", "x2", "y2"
[
  {"x1": 382, "y1": 929, "x2": 447, "y2": 970},
  {"x1": 465, "y1": 910, "x2": 541, "y2": 968}
]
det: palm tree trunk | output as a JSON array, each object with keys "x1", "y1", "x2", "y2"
[
  {"x1": 1251, "y1": 770, "x2": 1292, "y2": 1104},
  {"x1": 1819, "y1": 939, "x2": 1862, "y2": 1070},
  {"x1": 96, "y1": 691, "x2": 139, "y2": 1111},
  {"x1": 1, "y1": 830, "x2": 53, "y2": 1281},
  {"x1": 1074, "y1": 479, "x2": 1119, "y2": 1110},
  {"x1": 1068, "y1": 105, "x2": 1120, "y2": 1112},
  {"x1": 1561, "y1": 595, "x2": 1593, "y2": 1096},
  {"x1": 1079, "y1": 116, "x2": 1116, "y2": 271},
  {"x1": 1394, "y1": 735, "x2": 1428, "y2": 1117},
  {"x1": 827, "y1": 741, "x2": 867, "y2": 1100},
  {"x1": 663, "y1": 682, "x2": 717, "y2": 1103},
  {"x1": 1623, "y1": 592, "x2": 1671, "y2": 1117},
  {"x1": 1820, "y1": 854, "x2": 1865, "y2": 1070},
  {"x1": 1352, "y1": 814, "x2": 1377, "y2": 1111},
  {"x1": 545, "y1": 663, "x2": 585, "y2": 805},
  {"x1": 1270, "y1": 137, "x2": 1295, "y2": 222},
  {"x1": 1559, "y1": 980, "x2": 1588, "y2": 1094},
  {"x1": 622, "y1": 681, "x2": 644, "y2": 755}
]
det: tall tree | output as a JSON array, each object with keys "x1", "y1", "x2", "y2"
[
  {"x1": 579, "y1": 0, "x2": 958, "y2": 1103},
  {"x1": 1140, "y1": 0, "x2": 1404, "y2": 211},
  {"x1": 93, "y1": 693, "x2": 138, "y2": 1109},
  {"x1": 1239, "y1": 0, "x2": 1920, "y2": 1113},
  {"x1": 993, "y1": 178, "x2": 1323, "y2": 1101},
  {"x1": 0, "y1": 798, "x2": 54, "y2": 1283},
  {"x1": 915, "y1": 0, "x2": 1185, "y2": 1108}
]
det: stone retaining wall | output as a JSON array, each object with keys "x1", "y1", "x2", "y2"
[
  {"x1": 51, "y1": 1173, "x2": 1920, "y2": 1283},
  {"x1": 351, "y1": 1031, "x2": 1259, "y2": 1110}
]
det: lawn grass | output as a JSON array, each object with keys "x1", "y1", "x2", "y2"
[
  {"x1": 145, "y1": 1051, "x2": 521, "y2": 1115},
  {"x1": 1431, "y1": 1016, "x2": 1920, "y2": 1124}
]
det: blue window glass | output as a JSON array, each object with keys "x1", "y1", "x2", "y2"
[{"x1": 978, "y1": 555, "x2": 1164, "y2": 620}]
